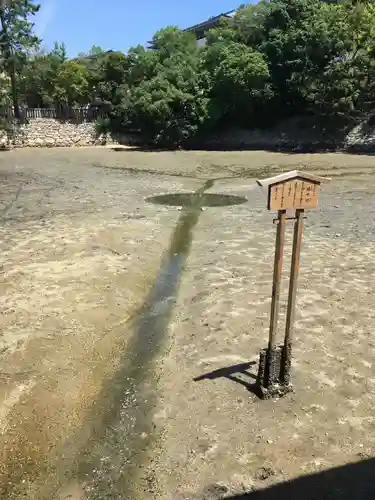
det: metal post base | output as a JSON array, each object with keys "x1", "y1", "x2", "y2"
[{"x1": 257, "y1": 347, "x2": 294, "y2": 400}]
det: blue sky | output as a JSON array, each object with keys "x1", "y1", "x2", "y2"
[{"x1": 33, "y1": 0, "x2": 247, "y2": 57}]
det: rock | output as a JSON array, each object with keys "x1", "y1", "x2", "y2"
[
  {"x1": 202, "y1": 484, "x2": 229, "y2": 500},
  {"x1": 45, "y1": 138, "x2": 56, "y2": 147},
  {"x1": 255, "y1": 466, "x2": 276, "y2": 481},
  {"x1": 33, "y1": 138, "x2": 44, "y2": 147}
]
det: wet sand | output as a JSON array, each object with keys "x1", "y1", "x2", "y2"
[{"x1": 1, "y1": 148, "x2": 375, "y2": 499}]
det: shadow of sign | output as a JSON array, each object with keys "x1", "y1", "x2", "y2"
[{"x1": 193, "y1": 361, "x2": 260, "y2": 397}]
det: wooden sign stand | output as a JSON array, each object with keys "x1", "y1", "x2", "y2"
[{"x1": 256, "y1": 170, "x2": 329, "y2": 399}]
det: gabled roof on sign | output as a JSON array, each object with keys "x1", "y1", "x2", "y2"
[{"x1": 256, "y1": 170, "x2": 330, "y2": 188}]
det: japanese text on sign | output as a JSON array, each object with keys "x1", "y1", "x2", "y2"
[{"x1": 269, "y1": 179, "x2": 319, "y2": 211}]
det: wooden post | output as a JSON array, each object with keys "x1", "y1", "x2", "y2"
[
  {"x1": 256, "y1": 170, "x2": 330, "y2": 398},
  {"x1": 282, "y1": 208, "x2": 304, "y2": 385},
  {"x1": 267, "y1": 209, "x2": 286, "y2": 386}
]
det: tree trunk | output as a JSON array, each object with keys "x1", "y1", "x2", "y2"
[{"x1": 0, "y1": 5, "x2": 20, "y2": 119}]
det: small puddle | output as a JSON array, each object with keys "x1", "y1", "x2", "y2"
[{"x1": 146, "y1": 192, "x2": 247, "y2": 208}]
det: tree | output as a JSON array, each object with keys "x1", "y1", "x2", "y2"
[
  {"x1": 5, "y1": 0, "x2": 375, "y2": 143},
  {"x1": 52, "y1": 61, "x2": 89, "y2": 106},
  {"x1": 224, "y1": 0, "x2": 375, "y2": 124},
  {"x1": 110, "y1": 28, "x2": 208, "y2": 146},
  {"x1": 126, "y1": 64, "x2": 209, "y2": 146},
  {"x1": 151, "y1": 26, "x2": 198, "y2": 59},
  {"x1": 126, "y1": 45, "x2": 160, "y2": 86},
  {"x1": 228, "y1": 0, "x2": 328, "y2": 117},
  {"x1": 0, "y1": 69, "x2": 11, "y2": 138},
  {"x1": 202, "y1": 40, "x2": 272, "y2": 128},
  {"x1": 50, "y1": 41, "x2": 67, "y2": 64},
  {"x1": 302, "y1": 1, "x2": 375, "y2": 123},
  {"x1": 75, "y1": 46, "x2": 117, "y2": 104},
  {"x1": 77, "y1": 45, "x2": 107, "y2": 60},
  {"x1": 0, "y1": 0, "x2": 40, "y2": 117},
  {"x1": 19, "y1": 42, "x2": 68, "y2": 107},
  {"x1": 89, "y1": 50, "x2": 128, "y2": 106},
  {"x1": 87, "y1": 45, "x2": 106, "y2": 57}
]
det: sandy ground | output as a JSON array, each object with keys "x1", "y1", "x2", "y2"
[{"x1": 1, "y1": 148, "x2": 375, "y2": 499}]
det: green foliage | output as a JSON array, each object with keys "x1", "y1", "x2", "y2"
[
  {"x1": 116, "y1": 28, "x2": 209, "y2": 146},
  {"x1": 98, "y1": 2, "x2": 375, "y2": 144},
  {"x1": 202, "y1": 41, "x2": 272, "y2": 127},
  {"x1": 94, "y1": 116, "x2": 111, "y2": 138},
  {"x1": 125, "y1": 66, "x2": 209, "y2": 146},
  {"x1": 90, "y1": 51, "x2": 128, "y2": 106},
  {"x1": 4, "y1": 0, "x2": 375, "y2": 143},
  {"x1": 219, "y1": 0, "x2": 375, "y2": 124},
  {"x1": 126, "y1": 45, "x2": 160, "y2": 86},
  {"x1": 0, "y1": 0, "x2": 40, "y2": 66},
  {"x1": 0, "y1": 71, "x2": 11, "y2": 133},
  {"x1": 0, "y1": 0, "x2": 40, "y2": 116},
  {"x1": 151, "y1": 26, "x2": 198, "y2": 59},
  {"x1": 52, "y1": 61, "x2": 89, "y2": 106},
  {"x1": 301, "y1": 1, "x2": 375, "y2": 122},
  {"x1": 0, "y1": 71, "x2": 10, "y2": 105},
  {"x1": 19, "y1": 42, "x2": 68, "y2": 106}
]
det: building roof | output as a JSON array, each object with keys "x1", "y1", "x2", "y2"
[
  {"x1": 73, "y1": 50, "x2": 114, "y2": 63},
  {"x1": 183, "y1": 10, "x2": 236, "y2": 35},
  {"x1": 147, "y1": 9, "x2": 236, "y2": 48}
]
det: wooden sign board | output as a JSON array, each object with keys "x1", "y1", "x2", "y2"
[
  {"x1": 269, "y1": 178, "x2": 319, "y2": 211},
  {"x1": 256, "y1": 170, "x2": 329, "y2": 211}
]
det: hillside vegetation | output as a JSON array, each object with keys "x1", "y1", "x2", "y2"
[{"x1": 1, "y1": 1, "x2": 375, "y2": 145}]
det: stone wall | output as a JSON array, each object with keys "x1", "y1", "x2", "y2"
[
  {"x1": 203, "y1": 118, "x2": 375, "y2": 152},
  {"x1": 0, "y1": 118, "x2": 126, "y2": 148},
  {"x1": 1, "y1": 115, "x2": 375, "y2": 151}
]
